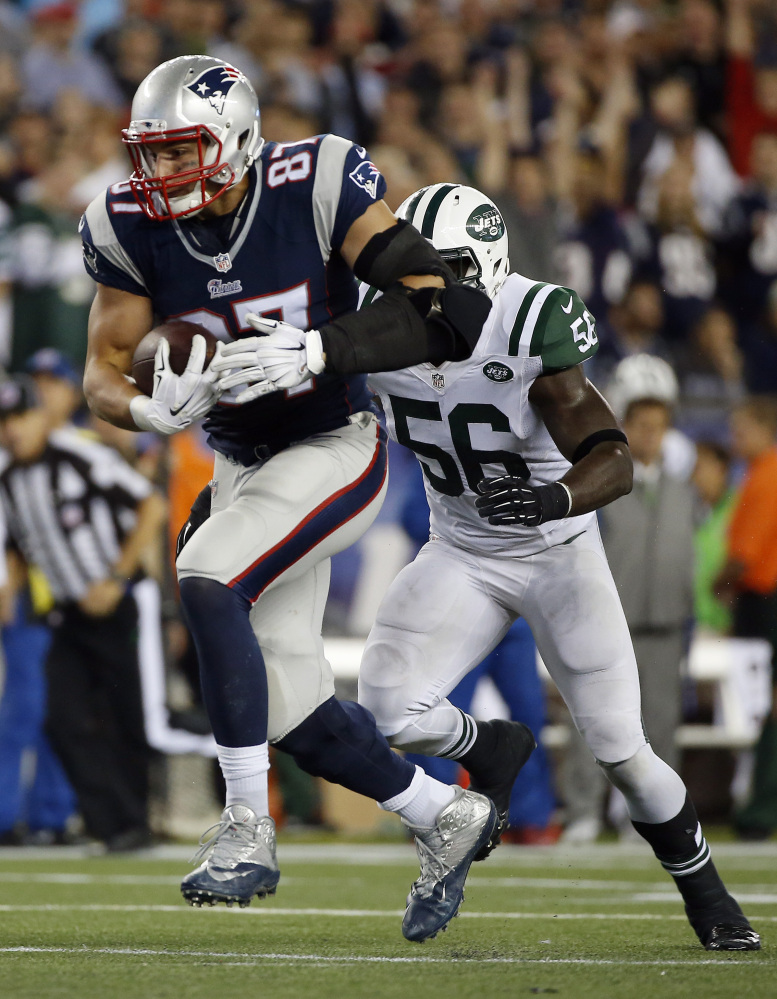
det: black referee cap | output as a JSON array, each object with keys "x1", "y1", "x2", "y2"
[{"x1": 0, "y1": 374, "x2": 41, "y2": 418}]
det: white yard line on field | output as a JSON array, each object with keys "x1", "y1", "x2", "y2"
[
  {"x1": 2, "y1": 842, "x2": 777, "y2": 866},
  {"x1": 0, "y1": 945, "x2": 771, "y2": 966},
  {"x1": 1, "y1": 871, "x2": 775, "y2": 902},
  {"x1": 0, "y1": 904, "x2": 776, "y2": 922}
]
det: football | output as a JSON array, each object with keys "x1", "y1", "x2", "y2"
[{"x1": 131, "y1": 320, "x2": 220, "y2": 396}]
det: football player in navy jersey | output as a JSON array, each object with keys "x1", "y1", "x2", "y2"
[{"x1": 80, "y1": 55, "x2": 501, "y2": 943}]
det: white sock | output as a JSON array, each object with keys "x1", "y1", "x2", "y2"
[
  {"x1": 379, "y1": 765, "x2": 457, "y2": 827},
  {"x1": 217, "y1": 742, "x2": 270, "y2": 817}
]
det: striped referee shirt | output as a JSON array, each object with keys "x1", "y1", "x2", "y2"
[{"x1": 0, "y1": 428, "x2": 153, "y2": 603}]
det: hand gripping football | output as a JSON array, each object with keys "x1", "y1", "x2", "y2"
[{"x1": 132, "y1": 320, "x2": 220, "y2": 396}]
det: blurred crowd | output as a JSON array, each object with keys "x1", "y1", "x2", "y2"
[
  {"x1": 0, "y1": 0, "x2": 772, "y2": 416},
  {"x1": 0, "y1": 0, "x2": 775, "y2": 847}
]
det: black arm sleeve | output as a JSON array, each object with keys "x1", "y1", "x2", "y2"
[
  {"x1": 319, "y1": 282, "x2": 493, "y2": 376},
  {"x1": 351, "y1": 220, "x2": 455, "y2": 288}
]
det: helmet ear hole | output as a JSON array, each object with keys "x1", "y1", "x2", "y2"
[{"x1": 238, "y1": 129, "x2": 249, "y2": 150}]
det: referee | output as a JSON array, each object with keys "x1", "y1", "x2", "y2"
[{"x1": 0, "y1": 374, "x2": 167, "y2": 850}]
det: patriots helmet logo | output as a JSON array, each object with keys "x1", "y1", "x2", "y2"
[
  {"x1": 186, "y1": 65, "x2": 243, "y2": 116},
  {"x1": 348, "y1": 160, "x2": 381, "y2": 199}
]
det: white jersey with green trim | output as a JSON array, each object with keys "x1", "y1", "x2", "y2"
[{"x1": 366, "y1": 272, "x2": 600, "y2": 556}]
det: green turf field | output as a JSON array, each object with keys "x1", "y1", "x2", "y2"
[{"x1": 0, "y1": 838, "x2": 773, "y2": 999}]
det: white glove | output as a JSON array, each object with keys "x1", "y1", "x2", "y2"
[
  {"x1": 129, "y1": 334, "x2": 223, "y2": 435},
  {"x1": 212, "y1": 315, "x2": 325, "y2": 404}
]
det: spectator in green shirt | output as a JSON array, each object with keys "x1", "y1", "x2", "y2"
[{"x1": 692, "y1": 440, "x2": 736, "y2": 634}]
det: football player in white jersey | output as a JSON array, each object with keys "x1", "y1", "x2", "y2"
[{"x1": 356, "y1": 183, "x2": 760, "y2": 952}]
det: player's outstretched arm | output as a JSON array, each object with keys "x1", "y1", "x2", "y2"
[
  {"x1": 213, "y1": 201, "x2": 492, "y2": 398},
  {"x1": 329, "y1": 200, "x2": 491, "y2": 372},
  {"x1": 528, "y1": 365, "x2": 633, "y2": 516}
]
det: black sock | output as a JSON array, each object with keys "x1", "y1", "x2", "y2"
[
  {"x1": 632, "y1": 794, "x2": 737, "y2": 916},
  {"x1": 447, "y1": 713, "x2": 498, "y2": 772}
]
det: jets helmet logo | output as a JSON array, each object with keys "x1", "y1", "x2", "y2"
[
  {"x1": 348, "y1": 160, "x2": 381, "y2": 199},
  {"x1": 466, "y1": 204, "x2": 504, "y2": 242},
  {"x1": 186, "y1": 65, "x2": 243, "y2": 116}
]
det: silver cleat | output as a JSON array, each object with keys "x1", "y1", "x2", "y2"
[{"x1": 181, "y1": 804, "x2": 280, "y2": 907}]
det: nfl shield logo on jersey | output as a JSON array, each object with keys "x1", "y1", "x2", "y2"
[
  {"x1": 186, "y1": 65, "x2": 243, "y2": 116},
  {"x1": 348, "y1": 160, "x2": 381, "y2": 199},
  {"x1": 213, "y1": 252, "x2": 232, "y2": 273},
  {"x1": 431, "y1": 371, "x2": 445, "y2": 390}
]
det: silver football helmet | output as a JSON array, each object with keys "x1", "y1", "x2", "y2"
[
  {"x1": 605, "y1": 353, "x2": 679, "y2": 421},
  {"x1": 396, "y1": 184, "x2": 510, "y2": 298},
  {"x1": 123, "y1": 55, "x2": 263, "y2": 220}
]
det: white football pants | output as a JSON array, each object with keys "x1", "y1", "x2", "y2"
[
  {"x1": 359, "y1": 524, "x2": 646, "y2": 765},
  {"x1": 177, "y1": 411, "x2": 387, "y2": 741}
]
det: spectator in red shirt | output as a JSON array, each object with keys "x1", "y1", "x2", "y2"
[{"x1": 725, "y1": 0, "x2": 777, "y2": 177}]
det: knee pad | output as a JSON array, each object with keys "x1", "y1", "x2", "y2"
[
  {"x1": 275, "y1": 696, "x2": 413, "y2": 800},
  {"x1": 178, "y1": 577, "x2": 250, "y2": 628},
  {"x1": 357, "y1": 649, "x2": 412, "y2": 738}
]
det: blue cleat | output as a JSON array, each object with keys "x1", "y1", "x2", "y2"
[
  {"x1": 402, "y1": 788, "x2": 497, "y2": 943},
  {"x1": 181, "y1": 804, "x2": 280, "y2": 907}
]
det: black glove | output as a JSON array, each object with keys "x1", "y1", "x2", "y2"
[
  {"x1": 475, "y1": 477, "x2": 571, "y2": 526},
  {"x1": 175, "y1": 483, "x2": 213, "y2": 558}
]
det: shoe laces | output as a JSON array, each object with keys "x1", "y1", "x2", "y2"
[
  {"x1": 408, "y1": 791, "x2": 488, "y2": 898},
  {"x1": 191, "y1": 810, "x2": 267, "y2": 868},
  {"x1": 411, "y1": 831, "x2": 452, "y2": 899}
]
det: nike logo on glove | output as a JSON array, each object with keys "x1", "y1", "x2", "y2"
[
  {"x1": 170, "y1": 392, "x2": 197, "y2": 417},
  {"x1": 561, "y1": 295, "x2": 574, "y2": 314}
]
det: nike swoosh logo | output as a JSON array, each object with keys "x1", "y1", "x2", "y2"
[
  {"x1": 561, "y1": 295, "x2": 574, "y2": 314},
  {"x1": 170, "y1": 391, "x2": 197, "y2": 416}
]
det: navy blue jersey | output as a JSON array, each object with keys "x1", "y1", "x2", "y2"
[
  {"x1": 631, "y1": 221, "x2": 716, "y2": 341},
  {"x1": 80, "y1": 135, "x2": 387, "y2": 460},
  {"x1": 719, "y1": 186, "x2": 777, "y2": 325}
]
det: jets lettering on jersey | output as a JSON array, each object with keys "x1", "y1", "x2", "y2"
[{"x1": 483, "y1": 361, "x2": 513, "y2": 382}]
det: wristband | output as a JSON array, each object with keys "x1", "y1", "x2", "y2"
[
  {"x1": 305, "y1": 329, "x2": 326, "y2": 374},
  {"x1": 129, "y1": 394, "x2": 153, "y2": 431},
  {"x1": 537, "y1": 481, "x2": 573, "y2": 522}
]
